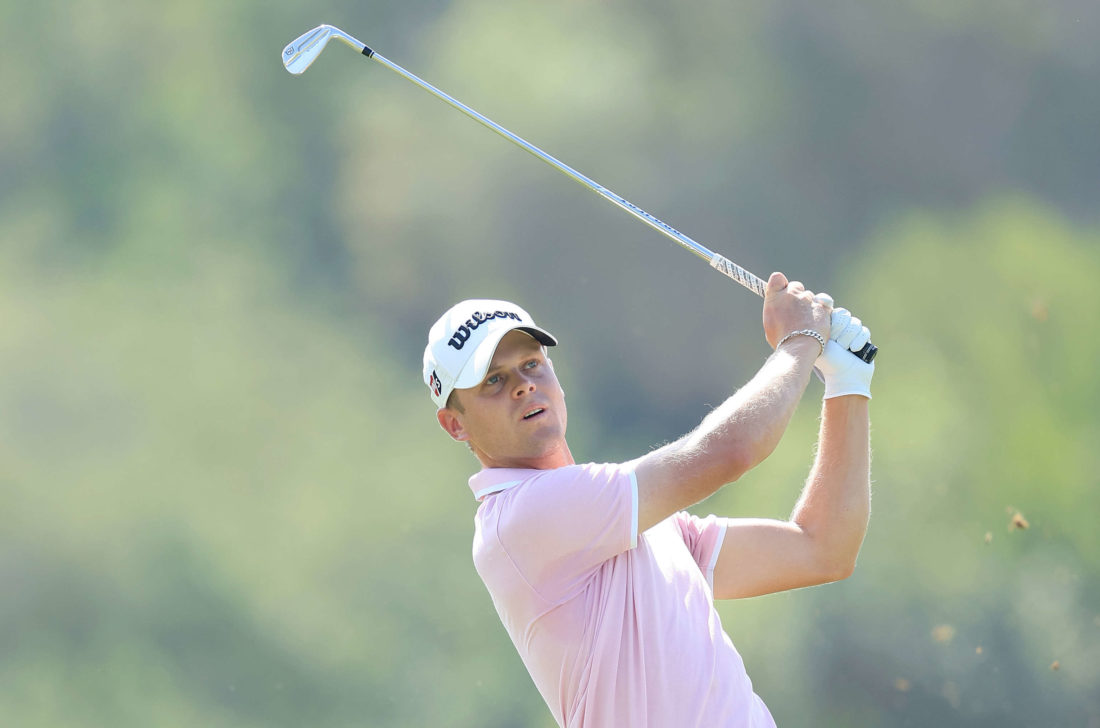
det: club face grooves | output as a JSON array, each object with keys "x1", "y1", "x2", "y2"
[{"x1": 282, "y1": 27, "x2": 332, "y2": 75}]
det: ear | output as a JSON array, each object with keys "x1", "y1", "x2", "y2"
[{"x1": 436, "y1": 407, "x2": 469, "y2": 442}]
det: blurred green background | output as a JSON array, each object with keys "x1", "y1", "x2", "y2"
[{"x1": 2, "y1": 0, "x2": 1098, "y2": 725}]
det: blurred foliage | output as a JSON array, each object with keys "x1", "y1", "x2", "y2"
[{"x1": 1, "y1": 0, "x2": 1098, "y2": 725}]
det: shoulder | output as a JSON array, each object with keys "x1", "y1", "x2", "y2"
[
  {"x1": 485, "y1": 462, "x2": 636, "y2": 527},
  {"x1": 516, "y1": 462, "x2": 636, "y2": 498},
  {"x1": 475, "y1": 463, "x2": 638, "y2": 540}
]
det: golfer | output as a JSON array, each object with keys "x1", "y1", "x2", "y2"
[{"x1": 423, "y1": 272, "x2": 873, "y2": 727}]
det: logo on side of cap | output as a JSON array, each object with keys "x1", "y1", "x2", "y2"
[
  {"x1": 447, "y1": 310, "x2": 523, "y2": 351},
  {"x1": 429, "y1": 371, "x2": 443, "y2": 397}
]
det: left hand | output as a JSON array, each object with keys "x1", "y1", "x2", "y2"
[
  {"x1": 827, "y1": 307, "x2": 871, "y2": 354},
  {"x1": 815, "y1": 305, "x2": 874, "y2": 399}
]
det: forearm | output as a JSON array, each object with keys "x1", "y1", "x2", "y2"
[
  {"x1": 791, "y1": 395, "x2": 871, "y2": 577},
  {"x1": 674, "y1": 337, "x2": 820, "y2": 486}
]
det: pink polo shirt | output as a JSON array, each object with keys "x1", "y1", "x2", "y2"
[{"x1": 469, "y1": 462, "x2": 776, "y2": 728}]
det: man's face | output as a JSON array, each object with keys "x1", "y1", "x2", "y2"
[{"x1": 438, "y1": 330, "x2": 571, "y2": 470}]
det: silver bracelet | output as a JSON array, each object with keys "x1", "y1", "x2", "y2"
[{"x1": 777, "y1": 329, "x2": 826, "y2": 356}]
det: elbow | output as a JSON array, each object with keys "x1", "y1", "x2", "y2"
[
  {"x1": 824, "y1": 557, "x2": 857, "y2": 583},
  {"x1": 720, "y1": 441, "x2": 773, "y2": 483},
  {"x1": 800, "y1": 511, "x2": 870, "y2": 586},
  {"x1": 720, "y1": 455, "x2": 755, "y2": 485},
  {"x1": 805, "y1": 533, "x2": 862, "y2": 585},
  {"x1": 672, "y1": 443, "x2": 757, "y2": 496},
  {"x1": 816, "y1": 548, "x2": 860, "y2": 585},
  {"x1": 736, "y1": 437, "x2": 785, "y2": 480}
]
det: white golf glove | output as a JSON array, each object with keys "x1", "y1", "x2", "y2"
[{"x1": 815, "y1": 307, "x2": 874, "y2": 399}]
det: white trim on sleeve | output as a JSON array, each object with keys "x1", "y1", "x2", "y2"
[
  {"x1": 706, "y1": 521, "x2": 727, "y2": 593},
  {"x1": 628, "y1": 471, "x2": 639, "y2": 549}
]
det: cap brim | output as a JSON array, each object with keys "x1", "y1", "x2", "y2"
[{"x1": 451, "y1": 325, "x2": 557, "y2": 391}]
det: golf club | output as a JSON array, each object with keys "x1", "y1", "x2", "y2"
[{"x1": 281, "y1": 24, "x2": 877, "y2": 363}]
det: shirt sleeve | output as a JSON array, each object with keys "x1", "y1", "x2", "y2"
[
  {"x1": 673, "y1": 512, "x2": 729, "y2": 593},
  {"x1": 495, "y1": 462, "x2": 638, "y2": 602}
]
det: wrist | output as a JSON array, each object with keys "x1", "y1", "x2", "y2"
[
  {"x1": 821, "y1": 394, "x2": 870, "y2": 426},
  {"x1": 776, "y1": 329, "x2": 826, "y2": 357},
  {"x1": 824, "y1": 391, "x2": 871, "y2": 404}
]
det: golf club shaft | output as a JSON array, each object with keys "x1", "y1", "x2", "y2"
[
  {"x1": 366, "y1": 48, "x2": 765, "y2": 295},
  {"x1": 303, "y1": 27, "x2": 876, "y2": 362}
]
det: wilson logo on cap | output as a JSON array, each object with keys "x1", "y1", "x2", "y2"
[{"x1": 447, "y1": 311, "x2": 523, "y2": 351}]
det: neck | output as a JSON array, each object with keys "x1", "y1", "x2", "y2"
[{"x1": 475, "y1": 442, "x2": 575, "y2": 471}]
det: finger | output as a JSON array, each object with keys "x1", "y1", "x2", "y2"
[
  {"x1": 787, "y1": 280, "x2": 806, "y2": 294},
  {"x1": 766, "y1": 272, "x2": 789, "y2": 296},
  {"x1": 849, "y1": 326, "x2": 871, "y2": 352},
  {"x1": 836, "y1": 316, "x2": 863, "y2": 349},
  {"x1": 830, "y1": 308, "x2": 852, "y2": 340},
  {"x1": 814, "y1": 292, "x2": 834, "y2": 308}
]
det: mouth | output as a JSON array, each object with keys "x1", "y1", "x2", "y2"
[{"x1": 521, "y1": 406, "x2": 546, "y2": 421}]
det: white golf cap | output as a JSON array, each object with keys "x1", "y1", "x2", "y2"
[{"x1": 423, "y1": 299, "x2": 557, "y2": 409}]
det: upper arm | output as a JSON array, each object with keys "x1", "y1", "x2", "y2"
[
  {"x1": 631, "y1": 441, "x2": 752, "y2": 535},
  {"x1": 710, "y1": 518, "x2": 854, "y2": 599}
]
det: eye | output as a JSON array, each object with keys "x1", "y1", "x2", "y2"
[
  {"x1": 486, "y1": 373, "x2": 502, "y2": 385},
  {"x1": 524, "y1": 359, "x2": 538, "y2": 370}
]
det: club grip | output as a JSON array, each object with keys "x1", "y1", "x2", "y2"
[{"x1": 853, "y1": 342, "x2": 877, "y2": 363}]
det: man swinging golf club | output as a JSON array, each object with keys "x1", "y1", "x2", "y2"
[{"x1": 423, "y1": 272, "x2": 874, "y2": 727}]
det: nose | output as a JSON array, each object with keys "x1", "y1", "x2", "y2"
[{"x1": 512, "y1": 372, "x2": 536, "y2": 398}]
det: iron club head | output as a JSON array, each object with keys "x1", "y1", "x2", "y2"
[
  {"x1": 282, "y1": 25, "x2": 333, "y2": 74},
  {"x1": 282, "y1": 25, "x2": 368, "y2": 75}
]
